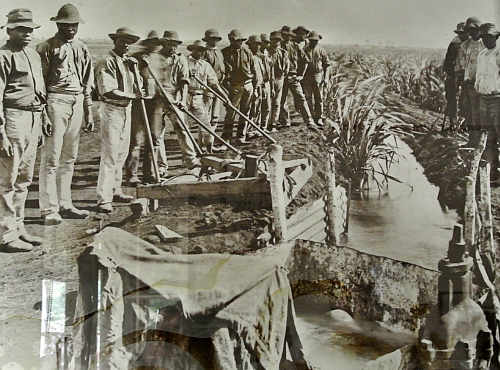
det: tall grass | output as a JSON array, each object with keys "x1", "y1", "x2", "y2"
[{"x1": 323, "y1": 73, "x2": 412, "y2": 191}]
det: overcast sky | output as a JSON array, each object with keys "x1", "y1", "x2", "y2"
[{"x1": 0, "y1": 0, "x2": 496, "y2": 48}]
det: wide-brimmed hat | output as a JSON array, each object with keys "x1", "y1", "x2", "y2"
[
  {"x1": 161, "y1": 30, "x2": 182, "y2": 44},
  {"x1": 293, "y1": 25, "x2": 309, "y2": 35},
  {"x1": 260, "y1": 33, "x2": 270, "y2": 43},
  {"x1": 480, "y1": 23, "x2": 500, "y2": 37},
  {"x1": 246, "y1": 35, "x2": 261, "y2": 45},
  {"x1": 280, "y1": 25, "x2": 294, "y2": 36},
  {"x1": 1, "y1": 8, "x2": 40, "y2": 30},
  {"x1": 202, "y1": 28, "x2": 222, "y2": 41},
  {"x1": 50, "y1": 3, "x2": 84, "y2": 24},
  {"x1": 270, "y1": 31, "x2": 283, "y2": 40},
  {"x1": 454, "y1": 22, "x2": 466, "y2": 34},
  {"x1": 465, "y1": 16, "x2": 481, "y2": 30},
  {"x1": 308, "y1": 31, "x2": 322, "y2": 41},
  {"x1": 139, "y1": 30, "x2": 159, "y2": 45},
  {"x1": 228, "y1": 29, "x2": 246, "y2": 41},
  {"x1": 108, "y1": 27, "x2": 140, "y2": 43},
  {"x1": 187, "y1": 40, "x2": 206, "y2": 51}
]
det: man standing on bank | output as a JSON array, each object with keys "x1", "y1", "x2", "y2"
[
  {"x1": 268, "y1": 30, "x2": 290, "y2": 132},
  {"x1": 443, "y1": 22, "x2": 468, "y2": 131},
  {"x1": 461, "y1": 16, "x2": 484, "y2": 144},
  {"x1": 0, "y1": 9, "x2": 48, "y2": 251},
  {"x1": 37, "y1": 3, "x2": 94, "y2": 225},
  {"x1": 201, "y1": 29, "x2": 226, "y2": 142},
  {"x1": 279, "y1": 25, "x2": 295, "y2": 127},
  {"x1": 303, "y1": 31, "x2": 330, "y2": 127},
  {"x1": 287, "y1": 25, "x2": 316, "y2": 127},
  {"x1": 141, "y1": 30, "x2": 199, "y2": 173},
  {"x1": 95, "y1": 28, "x2": 142, "y2": 213},
  {"x1": 222, "y1": 29, "x2": 258, "y2": 144}
]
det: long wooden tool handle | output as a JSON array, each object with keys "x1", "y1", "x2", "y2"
[
  {"x1": 132, "y1": 65, "x2": 161, "y2": 182},
  {"x1": 193, "y1": 75, "x2": 277, "y2": 144},
  {"x1": 145, "y1": 63, "x2": 241, "y2": 155},
  {"x1": 144, "y1": 63, "x2": 203, "y2": 156}
]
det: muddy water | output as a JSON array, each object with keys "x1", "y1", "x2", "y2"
[
  {"x1": 294, "y1": 305, "x2": 415, "y2": 370},
  {"x1": 345, "y1": 138, "x2": 458, "y2": 269},
  {"x1": 293, "y1": 138, "x2": 454, "y2": 368}
]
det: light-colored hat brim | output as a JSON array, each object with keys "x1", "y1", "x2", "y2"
[{"x1": 2, "y1": 21, "x2": 40, "y2": 30}]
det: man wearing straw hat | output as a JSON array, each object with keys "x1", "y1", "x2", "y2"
[
  {"x1": 268, "y1": 30, "x2": 290, "y2": 132},
  {"x1": 461, "y1": 16, "x2": 484, "y2": 144},
  {"x1": 94, "y1": 27, "x2": 143, "y2": 214},
  {"x1": 36, "y1": 3, "x2": 94, "y2": 224},
  {"x1": 187, "y1": 40, "x2": 229, "y2": 153},
  {"x1": 443, "y1": 22, "x2": 469, "y2": 131},
  {"x1": 140, "y1": 30, "x2": 199, "y2": 174},
  {"x1": 303, "y1": 31, "x2": 330, "y2": 127},
  {"x1": 125, "y1": 30, "x2": 163, "y2": 185},
  {"x1": 202, "y1": 29, "x2": 226, "y2": 137},
  {"x1": 476, "y1": 23, "x2": 500, "y2": 185},
  {"x1": 0, "y1": 9, "x2": 47, "y2": 251},
  {"x1": 221, "y1": 29, "x2": 258, "y2": 144}
]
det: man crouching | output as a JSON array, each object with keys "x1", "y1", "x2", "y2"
[{"x1": 95, "y1": 28, "x2": 144, "y2": 213}]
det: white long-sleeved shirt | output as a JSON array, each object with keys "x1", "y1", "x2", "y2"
[{"x1": 475, "y1": 46, "x2": 500, "y2": 95}]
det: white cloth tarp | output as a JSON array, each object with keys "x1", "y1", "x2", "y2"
[{"x1": 72, "y1": 227, "x2": 301, "y2": 369}]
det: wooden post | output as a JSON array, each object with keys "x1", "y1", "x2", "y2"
[
  {"x1": 463, "y1": 132, "x2": 487, "y2": 253},
  {"x1": 268, "y1": 144, "x2": 287, "y2": 242},
  {"x1": 478, "y1": 160, "x2": 495, "y2": 256},
  {"x1": 326, "y1": 149, "x2": 337, "y2": 246}
]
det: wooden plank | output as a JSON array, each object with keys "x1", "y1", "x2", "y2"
[
  {"x1": 164, "y1": 171, "x2": 234, "y2": 185},
  {"x1": 284, "y1": 161, "x2": 313, "y2": 206},
  {"x1": 287, "y1": 198, "x2": 325, "y2": 229},
  {"x1": 287, "y1": 207, "x2": 326, "y2": 241},
  {"x1": 154, "y1": 225, "x2": 183, "y2": 242},
  {"x1": 464, "y1": 132, "x2": 487, "y2": 253},
  {"x1": 136, "y1": 177, "x2": 271, "y2": 205},
  {"x1": 201, "y1": 156, "x2": 245, "y2": 173},
  {"x1": 309, "y1": 230, "x2": 327, "y2": 243},
  {"x1": 296, "y1": 219, "x2": 327, "y2": 242}
]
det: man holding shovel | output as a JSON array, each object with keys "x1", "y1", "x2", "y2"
[
  {"x1": 140, "y1": 30, "x2": 200, "y2": 174},
  {"x1": 187, "y1": 40, "x2": 229, "y2": 153},
  {"x1": 95, "y1": 27, "x2": 143, "y2": 213}
]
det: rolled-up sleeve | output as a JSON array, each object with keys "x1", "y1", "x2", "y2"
[{"x1": 96, "y1": 58, "x2": 118, "y2": 96}]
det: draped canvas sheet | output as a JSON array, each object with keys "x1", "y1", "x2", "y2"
[{"x1": 72, "y1": 227, "x2": 297, "y2": 369}]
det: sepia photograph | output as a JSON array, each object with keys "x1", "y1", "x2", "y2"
[{"x1": 0, "y1": 0, "x2": 499, "y2": 368}]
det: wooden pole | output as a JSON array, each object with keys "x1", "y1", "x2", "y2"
[
  {"x1": 463, "y1": 132, "x2": 487, "y2": 253},
  {"x1": 326, "y1": 149, "x2": 337, "y2": 246},
  {"x1": 269, "y1": 144, "x2": 287, "y2": 242},
  {"x1": 478, "y1": 160, "x2": 495, "y2": 256}
]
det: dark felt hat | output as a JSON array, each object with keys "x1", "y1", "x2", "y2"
[
  {"x1": 187, "y1": 39, "x2": 206, "y2": 51},
  {"x1": 203, "y1": 28, "x2": 222, "y2": 41},
  {"x1": 50, "y1": 4, "x2": 84, "y2": 24},
  {"x1": 108, "y1": 27, "x2": 140, "y2": 43},
  {"x1": 161, "y1": 30, "x2": 182, "y2": 44}
]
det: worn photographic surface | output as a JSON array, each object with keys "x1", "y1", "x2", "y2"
[{"x1": 0, "y1": 0, "x2": 499, "y2": 369}]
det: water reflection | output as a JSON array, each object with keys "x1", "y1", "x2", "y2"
[{"x1": 346, "y1": 139, "x2": 457, "y2": 269}]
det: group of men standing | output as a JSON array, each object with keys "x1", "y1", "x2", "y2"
[
  {"x1": 0, "y1": 4, "x2": 331, "y2": 252},
  {"x1": 444, "y1": 17, "x2": 500, "y2": 185}
]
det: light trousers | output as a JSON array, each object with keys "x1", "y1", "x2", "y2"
[
  {"x1": 97, "y1": 103, "x2": 132, "y2": 205},
  {"x1": 0, "y1": 109, "x2": 41, "y2": 243},
  {"x1": 39, "y1": 93, "x2": 84, "y2": 214}
]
